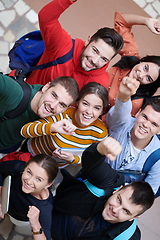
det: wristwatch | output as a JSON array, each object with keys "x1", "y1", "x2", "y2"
[{"x1": 32, "y1": 228, "x2": 43, "y2": 235}]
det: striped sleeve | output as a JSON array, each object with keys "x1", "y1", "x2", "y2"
[{"x1": 21, "y1": 114, "x2": 65, "y2": 138}]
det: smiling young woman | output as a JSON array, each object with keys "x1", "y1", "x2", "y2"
[{"x1": 0, "y1": 154, "x2": 58, "y2": 240}]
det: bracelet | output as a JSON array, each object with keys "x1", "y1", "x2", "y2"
[{"x1": 31, "y1": 228, "x2": 43, "y2": 235}]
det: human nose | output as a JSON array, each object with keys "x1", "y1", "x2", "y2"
[
  {"x1": 112, "y1": 205, "x2": 122, "y2": 214},
  {"x1": 92, "y1": 55, "x2": 100, "y2": 65},
  {"x1": 143, "y1": 119, "x2": 150, "y2": 128},
  {"x1": 139, "y1": 72, "x2": 145, "y2": 80},
  {"x1": 27, "y1": 176, "x2": 34, "y2": 185},
  {"x1": 86, "y1": 106, "x2": 92, "y2": 114},
  {"x1": 51, "y1": 100, "x2": 59, "y2": 110}
]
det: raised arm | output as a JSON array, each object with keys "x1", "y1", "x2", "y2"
[
  {"x1": 106, "y1": 77, "x2": 140, "y2": 130},
  {"x1": 27, "y1": 206, "x2": 46, "y2": 240},
  {"x1": 122, "y1": 13, "x2": 160, "y2": 34},
  {"x1": 81, "y1": 137, "x2": 124, "y2": 189},
  {"x1": 21, "y1": 117, "x2": 76, "y2": 138}
]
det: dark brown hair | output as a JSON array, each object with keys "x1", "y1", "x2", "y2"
[
  {"x1": 25, "y1": 154, "x2": 58, "y2": 183},
  {"x1": 49, "y1": 76, "x2": 79, "y2": 104},
  {"x1": 77, "y1": 82, "x2": 108, "y2": 113}
]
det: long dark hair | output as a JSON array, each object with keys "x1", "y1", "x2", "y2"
[{"x1": 113, "y1": 55, "x2": 160, "y2": 99}]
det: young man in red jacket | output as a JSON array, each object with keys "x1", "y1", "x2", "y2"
[{"x1": 26, "y1": 0, "x2": 123, "y2": 89}]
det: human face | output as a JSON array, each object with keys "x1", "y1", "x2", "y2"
[
  {"x1": 129, "y1": 62, "x2": 159, "y2": 85},
  {"x1": 131, "y1": 105, "x2": 160, "y2": 147},
  {"x1": 81, "y1": 38, "x2": 115, "y2": 71},
  {"x1": 35, "y1": 83, "x2": 73, "y2": 118},
  {"x1": 74, "y1": 93, "x2": 103, "y2": 127},
  {"x1": 102, "y1": 187, "x2": 143, "y2": 223},
  {"x1": 22, "y1": 162, "x2": 51, "y2": 197}
]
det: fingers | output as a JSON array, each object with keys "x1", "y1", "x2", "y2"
[
  {"x1": 27, "y1": 206, "x2": 40, "y2": 220},
  {"x1": 122, "y1": 76, "x2": 140, "y2": 94},
  {"x1": 97, "y1": 136, "x2": 122, "y2": 160},
  {"x1": 51, "y1": 119, "x2": 76, "y2": 135},
  {"x1": 52, "y1": 149, "x2": 74, "y2": 162},
  {"x1": 153, "y1": 19, "x2": 160, "y2": 33},
  {"x1": 148, "y1": 18, "x2": 160, "y2": 34}
]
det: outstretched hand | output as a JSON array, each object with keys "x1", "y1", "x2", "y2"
[
  {"x1": 146, "y1": 18, "x2": 160, "y2": 34},
  {"x1": 97, "y1": 136, "x2": 122, "y2": 161}
]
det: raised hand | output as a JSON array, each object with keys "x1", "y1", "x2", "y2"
[
  {"x1": 118, "y1": 76, "x2": 140, "y2": 102},
  {"x1": 97, "y1": 136, "x2": 122, "y2": 161},
  {"x1": 146, "y1": 18, "x2": 160, "y2": 34}
]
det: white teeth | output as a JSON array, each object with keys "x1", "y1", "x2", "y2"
[
  {"x1": 140, "y1": 127, "x2": 147, "y2": 133},
  {"x1": 83, "y1": 114, "x2": 92, "y2": 119},
  {"x1": 45, "y1": 105, "x2": 51, "y2": 113},
  {"x1": 25, "y1": 183, "x2": 32, "y2": 188}
]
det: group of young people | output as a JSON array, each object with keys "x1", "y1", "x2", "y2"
[{"x1": 0, "y1": 0, "x2": 160, "y2": 240}]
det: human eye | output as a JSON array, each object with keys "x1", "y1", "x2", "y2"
[
  {"x1": 26, "y1": 170, "x2": 31, "y2": 175},
  {"x1": 147, "y1": 75, "x2": 153, "y2": 83},
  {"x1": 142, "y1": 113, "x2": 147, "y2": 120},
  {"x1": 36, "y1": 178, "x2": 42, "y2": 182},
  {"x1": 82, "y1": 101, "x2": 88, "y2": 106},
  {"x1": 95, "y1": 106, "x2": 101, "y2": 111},
  {"x1": 123, "y1": 208, "x2": 130, "y2": 215},
  {"x1": 59, "y1": 102, "x2": 66, "y2": 109},
  {"x1": 152, "y1": 122, "x2": 159, "y2": 127},
  {"x1": 92, "y1": 47, "x2": 98, "y2": 54},
  {"x1": 101, "y1": 57, "x2": 108, "y2": 63},
  {"x1": 117, "y1": 195, "x2": 121, "y2": 204},
  {"x1": 52, "y1": 92, "x2": 56, "y2": 99},
  {"x1": 144, "y1": 64, "x2": 149, "y2": 71}
]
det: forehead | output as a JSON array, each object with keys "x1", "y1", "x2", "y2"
[
  {"x1": 49, "y1": 84, "x2": 73, "y2": 104},
  {"x1": 88, "y1": 39, "x2": 115, "y2": 60},
  {"x1": 25, "y1": 162, "x2": 48, "y2": 178},
  {"x1": 140, "y1": 105, "x2": 160, "y2": 123},
  {"x1": 81, "y1": 93, "x2": 103, "y2": 105},
  {"x1": 116, "y1": 187, "x2": 143, "y2": 215},
  {"x1": 49, "y1": 83, "x2": 66, "y2": 92}
]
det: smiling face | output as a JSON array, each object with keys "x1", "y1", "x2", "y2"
[
  {"x1": 129, "y1": 62, "x2": 159, "y2": 85},
  {"x1": 21, "y1": 162, "x2": 51, "y2": 197},
  {"x1": 102, "y1": 187, "x2": 143, "y2": 223},
  {"x1": 74, "y1": 93, "x2": 103, "y2": 127},
  {"x1": 80, "y1": 38, "x2": 115, "y2": 71},
  {"x1": 34, "y1": 83, "x2": 74, "y2": 118},
  {"x1": 131, "y1": 105, "x2": 160, "y2": 148}
]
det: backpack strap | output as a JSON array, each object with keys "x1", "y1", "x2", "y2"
[
  {"x1": 0, "y1": 79, "x2": 31, "y2": 121},
  {"x1": 83, "y1": 180, "x2": 106, "y2": 197},
  {"x1": 142, "y1": 148, "x2": 160, "y2": 198},
  {"x1": 142, "y1": 148, "x2": 160, "y2": 173},
  {"x1": 24, "y1": 39, "x2": 75, "y2": 75},
  {"x1": 114, "y1": 219, "x2": 137, "y2": 240}
]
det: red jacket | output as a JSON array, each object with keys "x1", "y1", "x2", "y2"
[{"x1": 26, "y1": 0, "x2": 110, "y2": 89}]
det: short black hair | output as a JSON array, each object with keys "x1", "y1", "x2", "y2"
[{"x1": 90, "y1": 27, "x2": 124, "y2": 58}]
